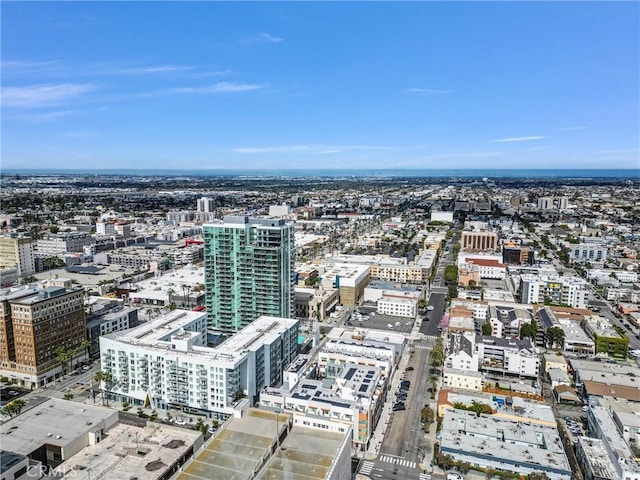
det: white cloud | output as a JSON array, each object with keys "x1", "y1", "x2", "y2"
[
  {"x1": 1, "y1": 83, "x2": 97, "y2": 108},
  {"x1": 167, "y1": 82, "x2": 267, "y2": 94},
  {"x1": 100, "y1": 64, "x2": 195, "y2": 75},
  {"x1": 259, "y1": 33, "x2": 283, "y2": 43},
  {"x1": 491, "y1": 136, "x2": 545, "y2": 143},
  {"x1": 15, "y1": 109, "x2": 77, "y2": 123},
  {"x1": 407, "y1": 88, "x2": 454, "y2": 95}
]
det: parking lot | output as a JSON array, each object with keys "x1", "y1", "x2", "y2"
[
  {"x1": 346, "y1": 307, "x2": 414, "y2": 334},
  {"x1": 0, "y1": 386, "x2": 30, "y2": 406}
]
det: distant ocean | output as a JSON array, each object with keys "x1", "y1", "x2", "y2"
[{"x1": 2, "y1": 168, "x2": 639, "y2": 179}]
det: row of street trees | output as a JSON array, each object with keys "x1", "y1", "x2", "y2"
[
  {"x1": 0, "y1": 399, "x2": 25, "y2": 418},
  {"x1": 427, "y1": 338, "x2": 445, "y2": 398},
  {"x1": 55, "y1": 339, "x2": 91, "y2": 377}
]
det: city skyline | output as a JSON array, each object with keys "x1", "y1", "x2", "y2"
[{"x1": 2, "y1": 1, "x2": 639, "y2": 171}]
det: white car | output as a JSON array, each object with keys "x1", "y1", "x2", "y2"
[{"x1": 582, "y1": 406, "x2": 589, "y2": 411}]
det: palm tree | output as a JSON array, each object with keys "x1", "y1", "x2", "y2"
[
  {"x1": 80, "y1": 338, "x2": 91, "y2": 361},
  {"x1": 55, "y1": 346, "x2": 73, "y2": 377},
  {"x1": 429, "y1": 346, "x2": 444, "y2": 372},
  {"x1": 428, "y1": 374, "x2": 439, "y2": 393},
  {"x1": 5, "y1": 399, "x2": 26, "y2": 417},
  {"x1": 94, "y1": 371, "x2": 114, "y2": 406}
]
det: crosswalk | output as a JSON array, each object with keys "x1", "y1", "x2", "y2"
[
  {"x1": 359, "y1": 460, "x2": 375, "y2": 475},
  {"x1": 419, "y1": 473, "x2": 431, "y2": 480},
  {"x1": 379, "y1": 455, "x2": 416, "y2": 468}
]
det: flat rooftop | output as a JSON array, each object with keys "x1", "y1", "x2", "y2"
[
  {"x1": 440, "y1": 410, "x2": 570, "y2": 473},
  {"x1": 258, "y1": 425, "x2": 349, "y2": 480},
  {"x1": 105, "y1": 311, "x2": 297, "y2": 364},
  {"x1": 32, "y1": 265, "x2": 139, "y2": 288},
  {"x1": 178, "y1": 409, "x2": 290, "y2": 480},
  {"x1": 442, "y1": 390, "x2": 556, "y2": 425},
  {"x1": 575, "y1": 437, "x2": 618, "y2": 480},
  {"x1": 1, "y1": 399, "x2": 117, "y2": 456},
  {"x1": 53, "y1": 423, "x2": 202, "y2": 480}
]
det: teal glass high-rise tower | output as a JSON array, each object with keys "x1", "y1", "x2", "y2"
[{"x1": 203, "y1": 216, "x2": 295, "y2": 331}]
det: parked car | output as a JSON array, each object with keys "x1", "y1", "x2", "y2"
[
  {"x1": 406, "y1": 366, "x2": 414, "y2": 371},
  {"x1": 392, "y1": 403, "x2": 406, "y2": 411}
]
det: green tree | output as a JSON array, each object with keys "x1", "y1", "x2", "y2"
[
  {"x1": 528, "y1": 473, "x2": 550, "y2": 480},
  {"x1": 428, "y1": 374, "x2": 439, "y2": 393},
  {"x1": 80, "y1": 338, "x2": 91, "y2": 360},
  {"x1": 429, "y1": 348, "x2": 444, "y2": 372},
  {"x1": 417, "y1": 299, "x2": 428, "y2": 312},
  {"x1": 481, "y1": 322, "x2": 492, "y2": 336},
  {"x1": 444, "y1": 265, "x2": 459, "y2": 285},
  {"x1": 55, "y1": 346, "x2": 74, "y2": 377},
  {"x1": 63, "y1": 392, "x2": 74, "y2": 400},
  {"x1": 546, "y1": 326, "x2": 565, "y2": 349},
  {"x1": 4, "y1": 399, "x2": 26, "y2": 417},
  {"x1": 421, "y1": 405, "x2": 435, "y2": 425},
  {"x1": 520, "y1": 320, "x2": 538, "y2": 341},
  {"x1": 94, "y1": 370, "x2": 114, "y2": 406}
]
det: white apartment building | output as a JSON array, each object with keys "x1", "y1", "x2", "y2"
[
  {"x1": 100, "y1": 311, "x2": 299, "y2": 418},
  {"x1": 36, "y1": 232, "x2": 93, "y2": 255},
  {"x1": 587, "y1": 269, "x2": 638, "y2": 284},
  {"x1": 96, "y1": 221, "x2": 117, "y2": 236},
  {"x1": 318, "y1": 338, "x2": 396, "y2": 379},
  {"x1": 196, "y1": 197, "x2": 216, "y2": 213},
  {"x1": 475, "y1": 336, "x2": 540, "y2": 378},
  {"x1": 261, "y1": 363, "x2": 384, "y2": 452},
  {"x1": 520, "y1": 274, "x2": 589, "y2": 309},
  {"x1": 445, "y1": 333, "x2": 479, "y2": 371},
  {"x1": 269, "y1": 204, "x2": 292, "y2": 217},
  {"x1": 377, "y1": 294, "x2": 417, "y2": 318},
  {"x1": 566, "y1": 243, "x2": 608, "y2": 263}
]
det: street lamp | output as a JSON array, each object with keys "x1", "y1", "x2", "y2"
[{"x1": 275, "y1": 408, "x2": 281, "y2": 447}]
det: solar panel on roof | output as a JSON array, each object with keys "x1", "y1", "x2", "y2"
[{"x1": 344, "y1": 368, "x2": 356, "y2": 380}]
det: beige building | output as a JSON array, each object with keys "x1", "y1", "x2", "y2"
[
  {"x1": 460, "y1": 231, "x2": 499, "y2": 252},
  {"x1": 0, "y1": 235, "x2": 35, "y2": 276},
  {"x1": 442, "y1": 368, "x2": 483, "y2": 391},
  {"x1": 0, "y1": 278, "x2": 86, "y2": 387},
  {"x1": 320, "y1": 263, "x2": 370, "y2": 306},
  {"x1": 294, "y1": 285, "x2": 339, "y2": 321}
]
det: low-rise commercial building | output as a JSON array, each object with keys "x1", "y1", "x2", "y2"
[
  {"x1": 582, "y1": 315, "x2": 629, "y2": 358},
  {"x1": 585, "y1": 406, "x2": 640, "y2": 480},
  {"x1": 1, "y1": 398, "x2": 119, "y2": 470},
  {"x1": 439, "y1": 409, "x2": 571, "y2": 480}
]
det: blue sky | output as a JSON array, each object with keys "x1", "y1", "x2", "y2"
[{"x1": 2, "y1": 1, "x2": 639, "y2": 171}]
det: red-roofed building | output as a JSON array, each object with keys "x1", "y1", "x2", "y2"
[{"x1": 466, "y1": 258, "x2": 506, "y2": 280}]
